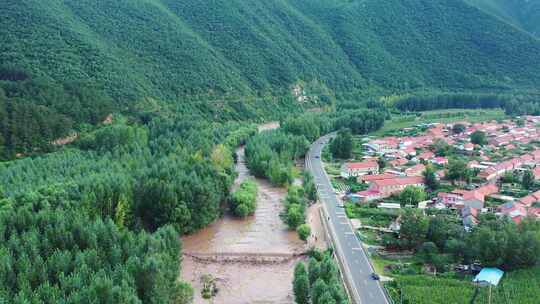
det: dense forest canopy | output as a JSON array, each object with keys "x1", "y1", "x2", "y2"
[
  {"x1": 466, "y1": 0, "x2": 540, "y2": 37},
  {"x1": 2, "y1": 0, "x2": 540, "y2": 104}
]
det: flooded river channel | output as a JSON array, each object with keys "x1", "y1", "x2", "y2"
[{"x1": 180, "y1": 122, "x2": 309, "y2": 304}]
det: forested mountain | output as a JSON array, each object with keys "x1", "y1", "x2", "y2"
[
  {"x1": 466, "y1": 0, "x2": 540, "y2": 37},
  {"x1": 2, "y1": 0, "x2": 540, "y2": 104},
  {"x1": 2, "y1": 0, "x2": 540, "y2": 159}
]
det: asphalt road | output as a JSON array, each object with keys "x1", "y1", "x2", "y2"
[{"x1": 306, "y1": 134, "x2": 389, "y2": 304}]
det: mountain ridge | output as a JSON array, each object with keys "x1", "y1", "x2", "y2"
[
  {"x1": 466, "y1": 0, "x2": 540, "y2": 37},
  {"x1": 1, "y1": 0, "x2": 540, "y2": 105}
]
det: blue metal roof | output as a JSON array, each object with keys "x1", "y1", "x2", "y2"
[{"x1": 473, "y1": 267, "x2": 504, "y2": 286}]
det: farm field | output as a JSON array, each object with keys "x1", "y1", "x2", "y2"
[{"x1": 387, "y1": 265, "x2": 540, "y2": 304}]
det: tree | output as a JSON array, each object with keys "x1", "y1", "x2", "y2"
[
  {"x1": 285, "y1": 204, "x2": 305, "y2": 229},
  {"x1": 432, "y1": 139, "x2": 454, "y2": 157},
  {"x1": 330, "y1": 129, "x2": 353, "y2": 159},
  {"x1": 423, "y1": 165, "x2": 439, "y2": 190},
  {"x1": 319, "y1": 256, "x2": 338, "y2": 283},
  {"x1": 452, "y1": 123, "x2": 465, "y2": 134},
  {"x1": 418, "y1": 241, "x2": 438, "y2": 264},
  {"x1": 297, "y1": 224, "x2": 311, "y2": 241},
  {"x1": 114, "y1": 193, "x2": 132, "y2": 229},
  {"x1": 399, "y1": 186, "x2": 426, "y2": 206},
  {"x1": 399, "y1": 210, "x2": 429, "y2": 249},
  {"x1": 318, "y1": 291, "x2": 337, "y2": 304},
  {"x1": 293, "y1": 263, "x2": 310, "y2": 304},
  {"x1": 229, "y1": 179, "x2": 258, "y2": 217},
  {"x1": 211, "y1": 144, "x2": 234, "y2": 174},
  {"x1": 303, "y1": 172, "x2": 318, "y2": 202},
  {"x1": 427, "y1": 216, "x2": 461, "y2": 249},
  {"x1": 522, "y1": 170, "x2": 535, "y2": 190},
  {"x1": 470, "y1": 130, "x2": 487, "y2": 146},
  {"x1": 377, "y1": 158, "x2": 387, "y2": 171},
  {"x1": 310, "y1": 278, "x2": 328, "y2": 304},
  {"x1": 174, "y1": 282, "x2": 194, "y2": 304},
  {"x1": 447, "y1": 158, "x2": 471, "y2": 183},
  {"x1": 308, "y1": 258, "x2": 321, "y2": 285}
]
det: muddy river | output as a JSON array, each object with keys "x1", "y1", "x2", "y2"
[{"x1": 181, "y1": 122, "x2": 317, "y2": 304}]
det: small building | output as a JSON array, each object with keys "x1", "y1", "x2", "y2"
[
  {"x1": 340, "y1": 161, "x2": 379, "y2": 178},
  {"x1": 473, "y1": 268, "x2": 504, "y2": 286},
  {"x1": 388, "y1": 158, "x2": 408, "y2": 168},
  {"x1": 516, "y1": 190, "x2": 540, "y2": 207},
  {"x1": 355, "y1": 176, "x2": 425, "y2": 202},
  {"x1": 353, "y1": 189, "x2": 382, "y2": 202},
  {"x1": 497, "y1": 202, "x2": 527, "y2": 224},
  {"x1": 462, "y1": 206, "x2": 479, "y2": 230},
  {"x1": 358, "y1": 173, "x2": 398, "y2": 184},
  {"x1": 431, "y1": 157, "x2": 448, "y2": 166},
  {"x1": 378, "y1": 203, "x2": 401, "y2": 209},
  {"x1": 371, "y1": 176, "x2": 425, "y2": 197},
  {"x1": 438, "y1": 184, "x2": 498, "y2": 210},
  {"x1": 404, "y1": 164, "x2": 426, "y2": 177}
]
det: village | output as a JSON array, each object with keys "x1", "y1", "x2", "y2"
[
  {"x1": 337, "y1": 116, "x2": 540, "y2": 229},
  {"x1": 319, "y1": 114, "x2": 540, "y2": 301}
]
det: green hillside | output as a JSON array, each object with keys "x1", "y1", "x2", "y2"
[
  {"x1": 2, "y1": 0, "x2": 540, "y2": 104},
  {"x1": 2, "y1": 1, "x2": 540, "y2": 302},
  {"x1": 466, "y1": 0, "x2": 540, "y2": 37}
]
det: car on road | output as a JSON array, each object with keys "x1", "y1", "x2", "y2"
[
  {"x1": 371, "y1": 272, "x2": 380, "y2": 280},
  {"x1": 315, "y1": 155, "x2": 320, "y2": 158}
]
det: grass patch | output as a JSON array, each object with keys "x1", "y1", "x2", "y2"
[
  {"x1": 357, "y1": 229, "x2": 380, "y2": 246},
  {"x1": 346, "y1": 203, "x2": 399, "y2": 227},
  {"x1": 371, "y1": 255, "x2": 394, "y2": 274},
  {"x1": 324, "y1": 162, "x2": 342, "y2": 175}
]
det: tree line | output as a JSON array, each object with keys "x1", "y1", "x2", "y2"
[
  {"x1": 245, "y1": 110, "x2": 385, "y2": 186},
  {"x1": 394, "y1": 92, "x2": 507, "y2": 112},
  {"x1": 386, "y1": 210, "x2": 540, "y2": 271},
  {"x1": 293, "y1": 250, "x2": 348, "y2": 304},
  {"x1": 281, "y1": 172, "x2": 317, "y2": 240}
]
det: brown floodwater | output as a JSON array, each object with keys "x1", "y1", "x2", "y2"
[
  {"x1": 181, "y1": 147, "x2": 304, "y2": 255},
  {"x1": 181, "y1": 122, "x2": 312, "y2": 304}
]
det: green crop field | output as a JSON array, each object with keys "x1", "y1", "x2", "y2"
[{"x1": 387, "y1": 265, "x2": 540, "y2": 304}]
